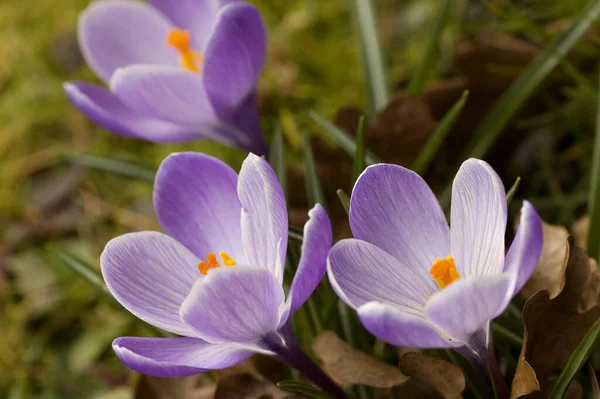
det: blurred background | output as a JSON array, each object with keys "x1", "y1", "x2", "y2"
[{"x1": 1, "y1": 0, "x2": 599, "y2": 397}]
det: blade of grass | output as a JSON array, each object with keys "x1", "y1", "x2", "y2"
[
  {"x1": 411, "y1": 90, "x2": 469, "y2": 174},
  {"x1": 548, "y1": 316, "x2": 600, "y2": 399},
  {"x1": 588, "y1": 67, "x2": 600, "y2": 261},
  {"x1": 64, "y1": 152, "x2": 155, "y2": 184},
  {"x1": 271, "y1": 125, "x2": 287, "y2": 198},
  {"x1": 310, "y1": 111, "x2": 381, "y2": 165},
  {"x1": 277, "y1": 381, "x2": 334, "y2": 399},
  {"x1": 353, "y1": 116, "x2": 366, "y2": 182},
  {"x1": 463, "y1": 0, "x2": 600, "y2": 162},
  {"x1": 336, "y1": 189, "x2": 351, "y2": 214},
  {"x1": 303, "y1": 134, "x2": 327, "y2": 209},
  {"x1": 350, "y1": 0, "x2": 389, "y2": 113},
  {"x1": 506, "y1": 177, "x2": 521, "y2": 205},
  {"x1": 407, "y1": 0, "x2": 453, "y2": 94},
  {"x1": 493, "y1": 323, "x2": 523, "y2": 348}
]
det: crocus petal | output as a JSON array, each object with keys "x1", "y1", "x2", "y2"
[
  {"x1": 357, "y1": 302, "x2": 461, "y2": 348},
  {"x1": 285, "y1": 205, "x2": 332, "y2": 317},
  {"x1": 110, "y1": 65, "x2": 216, "y2": 126},
  {"x1": 101, "y1": 232, "x2": 199, "y2": 336},
  {"x1": 327, "y1": 239, "x2": 431, "y2": 310},
  {"x1": 113, "y1": 336, "x2": 262, "y2": 377},
  {"x1": 204, "y1": 3, "x2": 266, "y2": 115},
  {"x1": 424, "y1": 274, "x2": 513, "y2": 343},
  {"x1": 78, "y1": 0, "x2": 178, "y2": 83},
  {"x1": 349, "y1": 164, "x2": 450, "y2": 293},
  {"x1": 180, "y1": 266, "x2": 285, "y2": 343},
  {"x1": 154, "y1": 152, "x2": 244, "y2": 261},
  {"x1": 238, "y1": 154, "x2": 287, "y2": 282},
  {"x1": 65, "y1": 82, "x2": 206, "y2": 142},
  {"x1": 228, "y1": 93, "x2": 268, "y2": 156},
  {"x1": 504, "y1": 201, "x2": 543, "y2": 296},
  {"x1": 451, "y1": 159, "x2": 507, "y2": 277}
]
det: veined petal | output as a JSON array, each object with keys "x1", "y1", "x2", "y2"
[
  {"x1": 285, "y1": 205, "x2": 332, "y2": 317},
  {"x1": 154, "y1": 152, "x2": 244, "y2": 261},
  {"x1": 227, "y1": 93, "x2": 268, "y2": 156},
  {"x1": 113, "y1": 336, "x2": 262, "y2": 377},
  {"x1": 101, "y1": 232, "x2": 199, "y2": 336},
  {"x1": 327, "y1": 239, "x2": 431, "y2": 310},
  {"x1": 451, "y1": 159, "x2": 507, "y2": 277},
  {"x1": 204, "y1": 3, "x2": 266, "y2": 115},
  {"x1": 349, "y1": 164, "x2": 450, "y2": 293},
  {"x1": 180, "y1": 266, "x2": 285, "y2": 343},
  {"x1": 110, "y1": 65, "x2": 217, "y2": 126},
  {"x1": 504, "y1": 201, "x2": 543, "y2": 296},
  {"x1": 357, "y1": 302, "x2": 461, "y2": 348},
  {"x1": 238, "y1": 154, "x2": 287, "y2": 282},
  {"x1": 64, "y1": 82, "x2": 202, "y2": 142},
  {"x1": 78, "y1": 0, "x2": 178, "y2": 83},
  {"x1": 424, "y1": 274, "x2": 512, "y2": 343}
]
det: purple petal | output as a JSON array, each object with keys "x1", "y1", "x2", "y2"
[
  {"x1": 150, "y1": 0, "x2": 238, "y2": 51},
  {"x1": 180, "y1": 266, "x2": 285, "y2": 343},
  {"x1": 424, "y1": 274, "x2": 512, "y2": 343},
  {"x1": 451, "y1": 159, "x2": 507, "y2": 277},
  {"x1": 285, "y1": 205, "x2": 332, "y2": 317},
  {"x1": 349, "y1": 164, "x2": 450, "y2": 293},
  {"x1": 113, "y1": 336, "x2": 259, "y2": 377},
  {"x1": 204, "y1": 3, "x2": 266, "y2": 115},
  {"x1": 357, "y1": 302, "x2": 461, "y2": 348},
  {"x1": 78, "y1": 0, "x2": 178, "y2": 83},
  {"x1": 327, "y1": 239, "x2": 431, "y2": 310},
  {"x1": 227, "y1": 93, "x2": 268, "y2": 156},
  {"x1": 100, "y1": 232, "x2": 200, "y2": 336},
  {"x1": 504, "y1": 201, "x2": 543, "y2": 296},
  {"x1": 109, "y1": 65, "x2": 217, "y2": 126},
  {"x1": 154, "y1": 152, "x2": 244, "y2": 261},
  {"x1": 64, "y1": 82, "x2": 203, "y2": 142},
  {"x1": 238, "y1": 154, "x2": 288, "y2": 283}
]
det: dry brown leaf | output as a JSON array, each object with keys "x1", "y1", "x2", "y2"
[
  {"x1": 571, "y1": 216, "x2": 589, "y2": 251},
  {"x1": 313, "y1": 330, "x2": 408, "y2": 388},
  {"x1": 214, "y1": 373, "x2": 292, "y2": 399},
  {"x1": 590, "y1": 363, "x2": 600, "y2": 398},
  {"x1": 135, "y1": 374, "x2": 215, "y2": 399},
  {"x1": 399, "y1": 352, "x2": 465, "y2": 399},
  {"x1": 519, "y1": 219, "x2": 569, "y2": 300},
  {"x1": 511, "y1": 239, "x2": 600, "y2": 398}
]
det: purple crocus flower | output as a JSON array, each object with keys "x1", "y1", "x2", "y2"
[
  {"x1": 64, "y1": 0, "x2": 268, "y2": 154},
  {"x1": 101, "y1": 152, "x2": 344, "y2": 397},
  {"x1": 327, "y1": 159, "x2": 543, "y2": 396}
]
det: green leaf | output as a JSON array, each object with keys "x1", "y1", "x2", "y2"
[
  {"x1": 271, "y1": 125, "x2": 287, "y2": 198},
  {"x1": 353, "y1": 116, "x2": 367, "y2": 182},
  {"x1": 277, "y1": 381, "x2": 335, "y2": 399},
  {"x1": 493, "y1": 323, "x2": 523, "y2": 348},
  {"x1": 588, "y1": 67, "x2": 600, "y2": 261},
  {"x1": 64, "y1": 152, "x2": 155, "y2": 184},
  {"x1": 548, "y1": 316, "x2": 600, "y2": 399},
  {"x1": 336, "y1": 189, "x2": 351, "y2": 214},
  {"x1": 462, "y1": 0, "x2": 600, "y2": 161},
  {"x1": 310, "y1": 111, "x2": 381, "y2": 165},
  {"x1": 506, "y1": 177, "x2": 521, "y2": 205},
  {"x1": 411, "y1": 90, "x2": 469, "y2": 174},
  {"x1": 303, "y1": 134, "x2": 327, "y2": 209},
  {"x1": 350, "y1": 0, "x2": 389, "y2": 113},
  {"x1": 288, "y1": 224, "x2": 304, "y2": 243},
  {"x1": 408, "y1": 0, "x2": 453, "y2": 94}
]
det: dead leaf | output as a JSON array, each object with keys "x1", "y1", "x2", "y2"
[
  {"x1": 399, "y1": 352, "x2": 466, "y2": 399},
  {"x1": 519, "y1": 218, "x2": 569, "y2": 300},
  {"x1": 135, "y1": 374, "x2": 215, "y2": 399},
  {"x1": 511, "y1": 239, "x2": 600, "y2": 398},
  {"x1": 214, "y1": 373, "x2": 292, "y2": 399},
  {"x1": 590, "y1": 363, "x2": 600, "y2": 398},
  {"x1": 571, "y1": 216, "x2": 589, "y2": 251},
  {"x1": 312, "y1": 330, "x2": 408, "y2": 388}
]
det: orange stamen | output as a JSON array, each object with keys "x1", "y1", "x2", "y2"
[
  {"x1": 198, "y1": 251, "x2": 237, "y2": 275},
  {"x1": 429, "y1": 255, "x2": 460, "y2": 289},
  {"x1": 166, "y1": 28, "x2": 204, "y2": 73}
]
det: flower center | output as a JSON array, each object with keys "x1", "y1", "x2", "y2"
[
  {"x1": 429, "y1": 255, "x2": 460, "y2": 289},
  {"x1": 198, "y1": 251, "x2": 237, "y2": 275},
  {"x1": 166, "y1": 28, "x2": 204, "y2": 73}
]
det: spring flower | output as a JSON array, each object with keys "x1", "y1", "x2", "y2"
[
  {"x1": 64, "y1": 0, "x2": 267, "y2": 154},
  {"x1": 101, "y1": 152, "x2": 344, "y2": 397},
  {"x1": 327, "y1": 159, "x2": 543, "y2": 394}
]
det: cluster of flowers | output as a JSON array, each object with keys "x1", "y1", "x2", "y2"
[{"x1": 66, "y1": 0, "x2": 544, "y2": 396}]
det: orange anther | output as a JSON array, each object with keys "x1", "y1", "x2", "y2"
[
  {"x1": 429, "y1": 255, "x2": 460, "y2": 289},
  {"x1": 198, "y1": 251, "x2": 237, "y2": 275},
  {"x1": 166, "y1": 28, "x2": 204, "y2": 73}
]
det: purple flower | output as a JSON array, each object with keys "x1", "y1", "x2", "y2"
[
  {"x1": 64, "y1": 0, "x2": 267, "y2": 154},
  {"x1": 101, "y1": 152, "x2": 344, "y2": 396},
  {"x1": 327, "y1": 159, "x2": 542, "y2": 390}
]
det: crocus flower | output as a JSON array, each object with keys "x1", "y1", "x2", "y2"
[
  {"x1": 327, "y1": 159, "x2": 543, "y2": 395},
  {"x1": 64, "y1": 0, "x2": 268, "y2": 154},
  {"x1": 101, "y1": 152, "x2": 344, "y2": 397}
]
